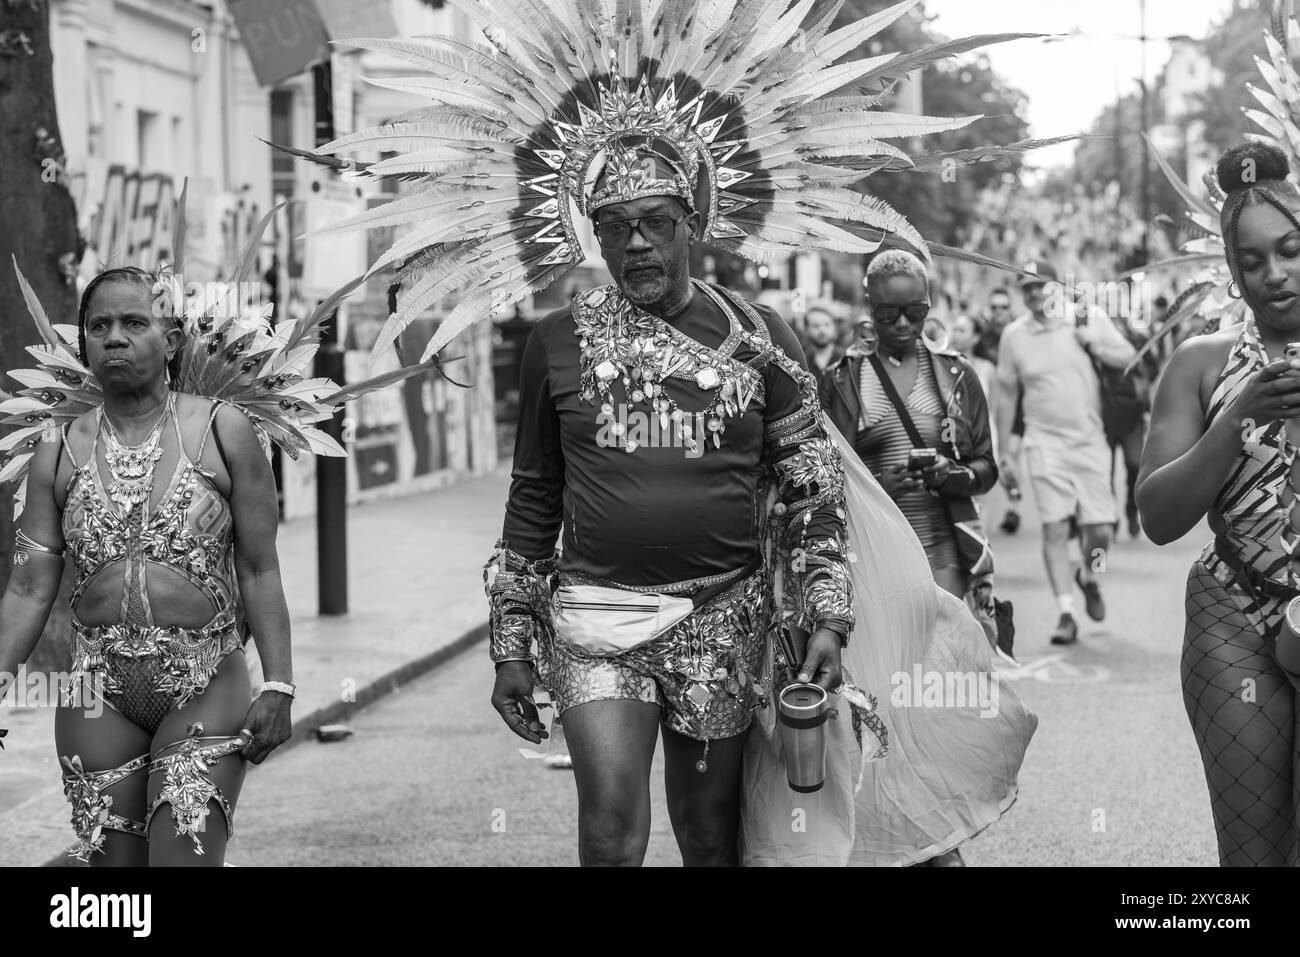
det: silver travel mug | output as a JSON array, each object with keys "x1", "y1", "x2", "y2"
[{"x1": 778, "y1": 683, "x2": 830, "y2": 793}]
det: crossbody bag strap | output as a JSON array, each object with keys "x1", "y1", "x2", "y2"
[{"x1": 866, "y1": 353, "x2": 926, "y2": 447}]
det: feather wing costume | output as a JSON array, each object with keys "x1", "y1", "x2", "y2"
[{"x1": 1, "y1": 185, "x2": 401, "y2": 516}]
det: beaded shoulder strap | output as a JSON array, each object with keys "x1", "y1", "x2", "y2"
[{"x1": 193, "y1": 401, "x2": 224, "y2": 465}]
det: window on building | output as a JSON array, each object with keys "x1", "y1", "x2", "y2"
[
  {"x1": 270, "y1": 88, "x2": 303, "y2": 279},
  {"x1": 86, "y1": 50, "x2": 105, "y2": 158},
  {"x1": 137, "y1": 109, "x2": 159, "y2": 170},
  {"x1": 171, "y1": 115, "x2": 186, "y2": 181}
]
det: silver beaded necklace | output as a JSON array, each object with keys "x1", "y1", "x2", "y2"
[{"x1": 99, "y1": 393, "x2": 174, "y2": 514}]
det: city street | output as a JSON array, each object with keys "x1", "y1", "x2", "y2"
[{"x1": 228, "y1": 487, "x2": 1221, "y2": 867}]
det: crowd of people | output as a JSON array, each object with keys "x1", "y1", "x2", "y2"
[{"x1": 792, "y1": 258, "x2": 1168, "y2": 649}]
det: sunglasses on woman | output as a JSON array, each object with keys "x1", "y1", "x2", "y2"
[{"x1": 871, "y1": 302, "x2": 931, "y2": 325}]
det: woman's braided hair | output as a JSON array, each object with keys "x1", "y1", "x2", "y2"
[{"x1": 1217, "y1": 141, "x2": 1300, "y2": 281}]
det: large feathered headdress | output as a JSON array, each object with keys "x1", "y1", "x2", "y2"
[{"x1": 290, "y1": 0, "x2": 1046, "y2": 365}]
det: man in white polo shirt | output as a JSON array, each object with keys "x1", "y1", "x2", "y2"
[{"x1": 995, "y1": 262, "x2": 1135, "y2": 645}]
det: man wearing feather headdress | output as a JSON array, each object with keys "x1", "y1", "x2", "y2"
[
  {"x1": 487, "y1": 130, "x2": 855, "y2": 866},
  {"x1": 293, "y1": 0, "x2": 1040, "y2": 867}
]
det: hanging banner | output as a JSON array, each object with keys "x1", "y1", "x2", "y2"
[
  {"x1": 227, "y1": 0, "x2": 329, "y2": 87},
  {"x1": 314, "y1": 0, "x2": 399, "y2": 40}
]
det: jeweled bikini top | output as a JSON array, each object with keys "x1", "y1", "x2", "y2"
[{"x1": 62, "y1": 401, "x2": 237, "y2": 628}]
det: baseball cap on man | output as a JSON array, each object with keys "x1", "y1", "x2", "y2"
[{"x1": 1018, "y1": 261, "x2": 1059, "y2": 288}]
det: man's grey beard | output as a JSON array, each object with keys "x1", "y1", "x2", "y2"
[{"x1": 618, "y1": 259, "x2": 687, "y2": 309}]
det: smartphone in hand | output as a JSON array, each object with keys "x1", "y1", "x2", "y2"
[{"x1": 907, "y1": 447, "x2": 938, "y2": 472}]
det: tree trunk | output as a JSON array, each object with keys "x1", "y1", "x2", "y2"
[{"x1": 0, "y1": 0, "x2": 80, "y2": 672}]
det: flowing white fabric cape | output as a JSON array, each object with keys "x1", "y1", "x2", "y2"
[{"x1": 741, "y1": 420, "x2": 1038, "y2": 866}]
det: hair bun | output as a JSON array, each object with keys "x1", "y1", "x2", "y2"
[{"x1": 1217, "y1": 141, "x2": 1290, "y2": 193}]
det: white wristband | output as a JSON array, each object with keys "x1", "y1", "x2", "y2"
[{"x1": 258, "y1": 681, "x2": 296, "y2": 698}]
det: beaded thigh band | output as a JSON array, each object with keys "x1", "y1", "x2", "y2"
[
  {"x1": 145, "y1": 723, "x2": 248, "y2": 855},
  {"x1": 59, "y1": 722, "x2": 248, "y2": 861},
  {"x1": 60, "y1": 753, "x2": 150, "y2": 863}
]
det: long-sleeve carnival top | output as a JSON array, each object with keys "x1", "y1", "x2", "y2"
[{"x1": 485, "y1": 282, "x2": 854, "y2": 664}]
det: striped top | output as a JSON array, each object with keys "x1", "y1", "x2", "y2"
[
  {"x1": 1203, "y1": 320, "x2": 1296, "y2": 588},
  {"x1": 854, "y1": 348, "x2": 953, "y2": 552}
]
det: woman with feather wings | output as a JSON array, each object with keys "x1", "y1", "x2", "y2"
[{"x1": 0, "y1": 189, "x2": 395, "y2": 865}]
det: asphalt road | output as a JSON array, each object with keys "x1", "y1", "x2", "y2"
[{"x1": 228, "y1": 488, "x2": 1219, "y2": 867}]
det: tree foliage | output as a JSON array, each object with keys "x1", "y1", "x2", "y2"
[
  {"x1": 835, "y1": 0, "x2": 1034, "y2": 247},
  {"x1": 0, "y1": 0, "x2": 80, "y2": 669},
  {"x1": 1189, "y1": 0, "x2": 1271, "y2": 156}
]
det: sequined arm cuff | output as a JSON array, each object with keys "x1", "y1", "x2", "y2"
[
  {"x1": 770, "y1": 424, "x2": 855, "y2": 644},
  {"x1": 483, "y1": 539, "x2": 557, "y2": 664},
  {"x1": 798, "y1": 538, "x2": 855, "y2": 645}
]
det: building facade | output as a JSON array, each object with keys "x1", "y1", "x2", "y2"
[{"x1": 48, "y1": 0, "x2": 498, "y2": 518}]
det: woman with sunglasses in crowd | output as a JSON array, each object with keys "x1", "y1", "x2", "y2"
[
  {"x1": 822, "y1": 250, "x2": 998, "y2": 596},
  {"x1": 819, "y1": 248, "x2": 999, "y2": 866}
]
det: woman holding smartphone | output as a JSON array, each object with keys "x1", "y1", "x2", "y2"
[
  {"x1": 820, "y1": 248, "x2": 999, "y2": 867},
  {"x1": 1139, "y1": 141, "x2": 1300, "y2": 866},
  {"x1": 821, "y1": 249, "x2": 999, "y2": 599}
]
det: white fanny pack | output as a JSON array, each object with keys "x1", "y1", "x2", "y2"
[{"x1": 552, "y1": 584, "x2": 696, "y2": 656}]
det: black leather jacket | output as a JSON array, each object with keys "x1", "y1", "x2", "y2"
[{"x1": 818, "y1": 341, "x2": 998, "y2": 523}]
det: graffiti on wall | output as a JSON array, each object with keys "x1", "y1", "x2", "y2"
[
  {"x1": 78, "y1": 166, "x2": 267, "y2": 279},
  {"x1": 89, "y1": 166, "x2": 176, "y2": 269}
]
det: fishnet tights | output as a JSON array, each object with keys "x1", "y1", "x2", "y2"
[{"x1": 1183, "y1": 562, "x2": 1299, "y2": 866}]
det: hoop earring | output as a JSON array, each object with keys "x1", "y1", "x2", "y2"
[{"x1": 1228, "y1": 280, "x2": 1243, "y2": 300}]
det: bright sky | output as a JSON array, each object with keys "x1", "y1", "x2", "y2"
[{"x1": 924, "y1": 0, "x2": 1240, "y2": 167}]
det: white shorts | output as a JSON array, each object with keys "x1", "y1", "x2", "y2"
[{"x1": 1022, "y1": 435, "x2": 1116, "y2": 526}]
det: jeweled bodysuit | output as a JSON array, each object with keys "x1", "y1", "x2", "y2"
[
  {"x1": 62, "y1": 404, "x2": 241, "y2": 733},
  {"x1": 1184, "y1": 320, "x2": 1300, "y2": 865},
  {"x1": 57, "y1": 401, "x2": 248, "y2": 861}
]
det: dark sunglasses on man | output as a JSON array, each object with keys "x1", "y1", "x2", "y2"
[
  {"x1": 593, "y1": 213, "x2": 688, "y2": 249},
  {"x1": 871, "y1": 302, "x2": 931, "y2": 325}
]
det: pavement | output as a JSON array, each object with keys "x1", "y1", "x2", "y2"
[
  {"x1": 235, "y1": 483, "x2": 1218, "y2": 867},
  {"x1": 0, "y1": 468, "x2": 512, "y2": 867}
]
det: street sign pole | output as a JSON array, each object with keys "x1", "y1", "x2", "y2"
[{"x1": 312, "y1": 58, "x2": 348, "y2": 616}]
